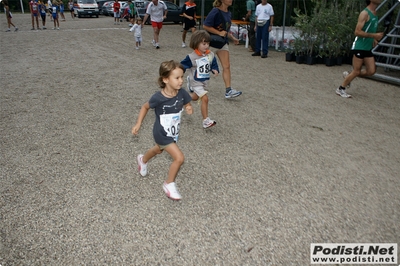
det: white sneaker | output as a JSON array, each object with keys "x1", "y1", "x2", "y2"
[
  {"x1": 137, "y1": 154, "x2": 147, "y2": 176},
  {"x1": 163, "y1": 182, "x2": 182, "y2": 200},
  {"x1": 182, "y1": 42, "x2": 186, "y2": 48},
  {"x1": 151, "y1": 40, "x2": 156, "y2": 46},
  {"x1": 203, "y1": 117, "x2": 216, "y2": 129},
  {"x1": 335, "y1": 87, "x2": 352, "y2": 98},
  {"x1": 135, "y1": 46, "x2": 139, "y2": 50}
]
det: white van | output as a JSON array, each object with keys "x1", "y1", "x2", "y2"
[{"x1": 74, "y1": 0, "x2": 100, "y2": 18}]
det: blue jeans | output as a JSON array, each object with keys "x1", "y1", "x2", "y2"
[{"x1": 255, "y1": 20, "x2": 270, "y2": 55}]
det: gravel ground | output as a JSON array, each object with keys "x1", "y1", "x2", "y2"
[{"x1": 1, "y1": 14, "x2": 399, "y2": 265}]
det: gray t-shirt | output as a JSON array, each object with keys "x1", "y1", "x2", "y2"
[{"x1": 149, "y1": 89, "x2": 192, "y2": 145}]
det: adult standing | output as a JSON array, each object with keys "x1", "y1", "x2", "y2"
[
  {"x1": 181, "y1": 0, "x2": 196, "y2": 48},
  {"x1": 59, "y1": 0, "x2": 65, "y2": 21},
  {"x1": 2, "y1": 0, "x2": 18, "y2": 32},
  {"x1": 335, "y1": 0, "x2": 383, "y2": 98},
  {"x1": 68, "y1": 0, "x2": 74, "y2": 19},
  {"x1": 30, "y1": 0, "x2": 40, "y2": 30},
  {"x1": 113, "y1": 0, "x2": 121, "y2": 25},
  {"x1": 252, "y1": 0, "x2": 274, "y2": 58},
  {"x1": 203, "y1": 0, "x2": 242, "y2": 99},
  {"x1": 128, "y1": 0, "x2": 136, "y2": 26},
  {"x1": 245, "y1": 0, "x2": 256, "y2": 52},
  {"x1": 142, "y1": 0, "x2": 167, "y2": 49}
]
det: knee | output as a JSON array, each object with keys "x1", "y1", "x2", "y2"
[
  {"x1": 366, "y1": 68, "x2": 376, "y2": 76},
  {"x1": 201, "y1": 94, "x2": 209, "y2": 103},
  {"x1": 175, "y1": 153, "x2": 185, "y2": 165},
  {"x1": 352, "y1": 69, "x2": 361, "y2": 76}
]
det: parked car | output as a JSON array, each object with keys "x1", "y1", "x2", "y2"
[
  {"x1": 101, "y1": 1, "x2": 113, "y2": 15},
  {"x1": 104, "y1": 1, "x2": 128, "y2": 17},
  {"x1": 97, "y1": 0, "x2": 110, "y2": 15},
  {"x1": 137, "y1": 0, "x2": 182, "y2": 24},
  {"x1": 74, "y1": 0, "x2": 100, "y2": 18}
]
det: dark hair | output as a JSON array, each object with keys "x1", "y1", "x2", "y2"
[
  {"x1": 366, "y1": 0, "x2": 371, "y2": 5},
  {"x1": 189, "y1": 30, "x2": 211, "y2": 50},
  {"x1": 158, "y1": 60, "x2": 184, "y2": 88}
]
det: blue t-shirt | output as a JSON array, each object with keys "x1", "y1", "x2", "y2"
[
  {"x1": 52, "y1": 5, "x2": 58, "y2": 14},
  {"x1": 149, "y1": 89, "x2": 191, "y2": 145},
  {"x1": 204, "y1": 7, "x2": 231, "y2": 32}
]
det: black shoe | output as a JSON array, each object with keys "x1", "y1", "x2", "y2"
[
  {"x1": 156, "y1": 45, "x2": 160, "y2": 49},
  {"x1": 261, "y1": 54, "x2": 268, "y2": 58},
  {"x1": 252, "y1": 52, "x2": 261, "y2": 56}
]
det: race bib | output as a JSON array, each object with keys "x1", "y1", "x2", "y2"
[
  {"x1": 195, "y1": 56, "x2": 211, "y2": 79},
  {"x1": 160, "y1": 111, "x2": 182, "y2": 142}
]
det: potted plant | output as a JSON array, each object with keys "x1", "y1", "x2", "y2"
[
  {"x1": 285, "y1": 40, "x2": 296, "y2": 62},
  {"x1": 293, "y1": 36, "x2": 306, "y2": 64}
]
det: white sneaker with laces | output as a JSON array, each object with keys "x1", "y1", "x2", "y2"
[
  {"x1": 203, "y1": 117, "x2": 216, "y2": 129},
  {"x1": 137, "y1": 154, "x2": 147, "y2": 176},
  {"x1": 336, "y1": 87, "x2": 352, "y2": 98},
  {"x1": 182, "y1": 42, "x2": 186, "y2": 48},
  {"x1": 163, "y1": 182, "x2": 182, "y2": 200}
]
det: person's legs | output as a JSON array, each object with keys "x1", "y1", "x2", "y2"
[
  {"x1": 359, "y1": 56, "x2": 376, "y2": 77},
  {"x1": 254, "y1": 25, "x2": 262, "y2": 54},
  {"x1": 261, "y1": 21, "x2": 270, "y2": 56},
  {"x1": 164, "y1": 143, "x2": 184, "y2": 184},
  {"x1": 216, "y1": 49, "x2": 231, "y2": 88},
  {"x1": 216, "y1": 48, "x2": 242, "y2": 98},
  {"x1": 7, "y1": 17, "x2": 15, "y2": 28},
  {"x1": 153, "y1": 27, "x2": 159, "y2": 42},
  {"x1": 248, "y1": 21, "x2": 256, "y2": 51},
  {"x1": 341, "y1": 56, "x2": 364, "y2": 87},
  {"x1": 182, "y1": 29, "x2": 187, "y2": 43},
  {"x1": 142, "y1": 144, "x2": 163, "y2": 164},
  {"x1": 31, "y1": 14, "x2": 35, "y2": 29},
  {"x1": 35, "y1": 15, "x2": 39, "y2": 28},
  {"x1": 200, "y1": 94, "x2": 209, "y2": 120}
]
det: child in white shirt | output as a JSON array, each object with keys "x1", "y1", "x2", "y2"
[{"x1": 129, "y1": 18, "x2": 143, "y2": 49}]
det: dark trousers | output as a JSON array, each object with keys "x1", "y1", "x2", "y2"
[
  {"x1": 248, "y1": 20, "x2": 256, "y2": 50},
  {"x1": 255, "y1": 20, "x2": 270, "y2": 55}
]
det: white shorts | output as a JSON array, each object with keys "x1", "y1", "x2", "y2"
[
  {"x1": 192, "y1": 86, "x2": 208, "y2": 98},
  {"x1": 114, "y1": 12, "x2": 120, "y2": 18},
  {"x1": 135, "y1": 36, "x2": 142, "y2": 43}
]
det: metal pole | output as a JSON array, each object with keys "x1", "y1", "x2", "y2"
[
  {"x1": 20, "y1": 0, "x2": 24, "y2": 13},
  {"x1": 281, "y1": 0, "x2": 287, "y2": 50},
  {"x1": 201, "y1": 0, "x2": 204, "y2": 29}
]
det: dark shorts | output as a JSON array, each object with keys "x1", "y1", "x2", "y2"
[
  {"x1": 352, "y1": 49, "x2": 373, "y2": 59},
  {"x1": 183, "y1": 19, "x2": 196, "y2": 30}
]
